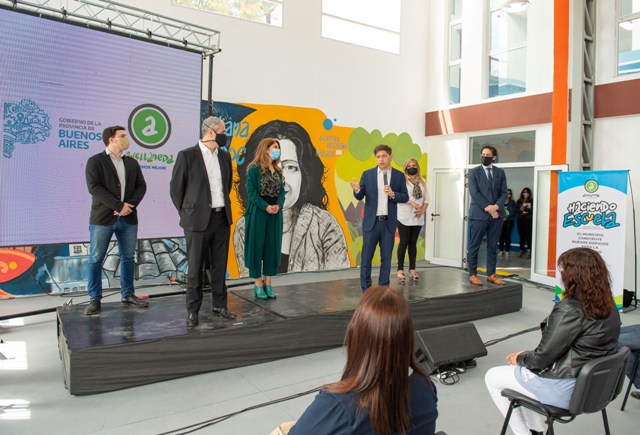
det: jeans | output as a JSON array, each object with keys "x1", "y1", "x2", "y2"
[
  {"x1": 87, "y1": 218, "x2": 138, "y2": 300},
  {"x1": 619, "y1": 324, "x2": 640, "y2": 388},
  {"x1": 485, "y1": 366, "x2": 546, "y2": 435}
]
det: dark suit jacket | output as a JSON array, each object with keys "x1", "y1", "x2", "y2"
[
  {"x1": 170, "y1": 144, "x2": 233, "y2": 231},
  {"x1": 85, "y1": 150, "x2": 146, "y2": 225},
  {"x1": 353, "y1": 167, "x2": 409, "y2": 232},
  {"x1": 468, "y1": 164, "x2": 508, "y2": 221}
]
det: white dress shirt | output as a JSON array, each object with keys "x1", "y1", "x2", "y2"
[
  {"x1": 376, "y1": 167, "x2": 389, "y2": 216},
  {"x1": 106, "y1": 148, "x2": 126, "y2": 201},
  {"x1": 198, "y1": 141, "x2": 225, "y2": 208}
]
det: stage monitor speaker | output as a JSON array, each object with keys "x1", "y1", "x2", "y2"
[{"x1": 414, "y1": 323, "x2": 487, "y2": 374}]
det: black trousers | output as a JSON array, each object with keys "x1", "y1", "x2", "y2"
[
  {"x1": 397, "y1": 222, "x2": 422, "y2": 270},
  {"x1": 184, "y1": 209, "x2": 230, "y2": 314},
  {"x1": 517, "y1": 218, "x2": 533, "y2": 252},
  {"x1": 499, "y1": 220, "x2": 514, "y2": 251}
]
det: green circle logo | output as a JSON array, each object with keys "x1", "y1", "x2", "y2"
[
  {"x1": 128, "y1": 104, "x2": 171, "y2": 149},
  {"x1": 584, "y1": 179, "x2": 599, "y2": 193}
]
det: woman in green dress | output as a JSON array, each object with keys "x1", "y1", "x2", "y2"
[{"x1": 244, "y1": 137, "x2": 285, "y2": 299}]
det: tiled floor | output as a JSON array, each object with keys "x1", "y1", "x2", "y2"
[{"x1": 1, "y1": 263, "x2": 639, "y2": 434}]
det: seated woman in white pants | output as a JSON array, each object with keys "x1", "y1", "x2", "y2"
[{"x1": 485, "y1": 247, "x2": 620, "y2": 435}]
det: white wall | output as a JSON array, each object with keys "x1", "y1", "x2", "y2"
[
  {"x1": 595, "y1": 2, "x2": 640, "y2": 294},
  {"x1": 108, "y1": 0, "x2": 429, "y2": 141}
]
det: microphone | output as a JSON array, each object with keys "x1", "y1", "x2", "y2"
[{"x1": 383, "y1": 171, "x2": 388, "y2": 186}]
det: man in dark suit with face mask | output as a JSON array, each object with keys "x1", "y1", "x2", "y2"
[
  {"x1": 467, "y1": 145, "x2": 508, "y2": 286},
  {"x1": 170, "y1": 116, "x2": 235, "y2": 327}
]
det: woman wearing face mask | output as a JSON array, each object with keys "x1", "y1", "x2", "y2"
[
  {"x1": 499, "y1": 188, "x2": 516, "y2": 256},
  {"x1": 516, "y1": 187, "x2": 533, "y2": 258},
  {"x1": 396, "y1": 159, "x2": 429, "y2": 282},
  {"x1": 234, "y1": 120, "x2": 349, "y2": 277},
  {"x1": 243, "y1": 138, "x2": 285, "y2": 299}
]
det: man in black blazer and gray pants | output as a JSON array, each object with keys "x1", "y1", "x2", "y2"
[
  {"x1": 84, "y1": 125, "x2": 148, "y2": 315},
  {"x1": 170, "y1": 116, "x2": 235, "y2": 326}
]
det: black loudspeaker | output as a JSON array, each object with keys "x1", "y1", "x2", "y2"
[{"x1": 414, "y1": 323, "x2": 487, "y2": 374}]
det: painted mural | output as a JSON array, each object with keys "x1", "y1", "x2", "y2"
[{"x1": 0, "y1": 102, "x2": 427, "y2": 297}]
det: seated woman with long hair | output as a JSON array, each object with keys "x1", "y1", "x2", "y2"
[
  {"x1": 289, "y1": 286, "x2": 438, "y2": 435},
  {"x1": 485, "y1": 247, "x2": 621, "y2": 435}
]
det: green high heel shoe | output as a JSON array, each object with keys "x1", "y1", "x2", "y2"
[
  {"x1": 264, "y1": 285, "x2": 277, "y2": 299},
  {"x1": 254, "y1": 285, "x2": 267, "y2": 300}
]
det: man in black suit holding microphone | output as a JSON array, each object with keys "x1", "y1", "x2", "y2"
[{"x1": 170, "y1": 116, "x2": 235, "y2": 327}]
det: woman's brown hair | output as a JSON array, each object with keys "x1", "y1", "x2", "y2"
[
  {"x1": 558, "y1": 247, "x2": 615, "y2": 319},
  {"x1": 325, "y1": 286, "x2": 428, "y2": 435},
  {"x1": 247, "y1": 137, "x2": 282, "y2": 173}
]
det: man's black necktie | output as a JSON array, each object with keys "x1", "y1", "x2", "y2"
[{"x1": 487, "y1": 167, "x2": 493, "y2": 188}]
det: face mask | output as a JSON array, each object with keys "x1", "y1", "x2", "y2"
[
  {"x1": 482, "y1": 156, "x2": 493, "y2": 166},
  {"x1": 270, "y1": 149, "x2": 281, "y2": 161},
  {"x1": 523, "y1": 192, "x2": 530, "y2": 198},
  {"x1": 215, "y1": 132, "x2": 228, "y2": 148},
  {"x1": 406, "y1": 167, "x2": 418, "y2": 176},
  {"x1": 117, "y1": 136, "x2": 130, "y2": 151}
]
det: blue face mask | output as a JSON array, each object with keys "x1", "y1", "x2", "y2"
[{"x1": 270, "y1": 149, "x2": 281, "y2": 161}]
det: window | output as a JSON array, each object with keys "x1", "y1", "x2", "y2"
[
  {"x1": 448, "y1": 0, "x2": 462, "y2": 104},
  {"x1": 469, "y1": 131, "x2": 535, "y2": 165},
  {"x1": 173, "y1": 0, "x2": 283, "y2": 27},
  {"x1": 488, "y1": 0, "x2": 527, "y2": 97},
  {"x1": 618, "y1": 0, "x2": 640, "y2": 75},
  {"x1": 322, "y1": 0, "x2": 401, "y2": 54}
]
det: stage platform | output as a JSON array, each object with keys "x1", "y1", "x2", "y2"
[{"x1": 57, "y1": 268, "x2": 522, "y2": 395}]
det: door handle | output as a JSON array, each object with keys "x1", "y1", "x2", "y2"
[{"x1": 431, "y1": 213, "x2": 440, "y2": 217}]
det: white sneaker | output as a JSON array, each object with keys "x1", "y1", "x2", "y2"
[
  {"x1": 500, "y1": 251, "x2": 504, "y2": 257},
  {"x1": 506, "y1": 251, "x2": 510, "y2": 257}
]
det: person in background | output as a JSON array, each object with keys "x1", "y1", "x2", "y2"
[
  {"x1": 516, "y1": 187, "x2": 533, "y2": 259},
  {"x1": 170, "y1": 116, "x2": 235, "y2": 327},
  {"x1": 466, "y1": 145, "x2": 508, "y2": 286},
  {"x1": 485, "y1": 247, "x2": 621, "y2": 435},
  {"x1": 289, "y1": 286, "x2": 439, "y2": 435},
  {"x1": 349, "y1": 145, "x2": 409, "y2": 291},
  {"x1": 499, "y1": 188, "x2": 516, "y2": 257},
  {"x1": 84, "y1": 125, "x2": 148, "y2": 315},
  {"x1": 619, "y1": 324, "x2": 640, "y2": 401},
  {"x1": 397, "y1": 158, "x2": 429, "y2": 282},
  {"x1": 243, "y1": 138, "x2": 285, "y2": 300}
]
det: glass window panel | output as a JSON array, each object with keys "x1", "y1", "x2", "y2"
[
  {"x1": 620, "y1": 0, "x2": 640, "y2": 17},
  {"x1": 489, "y1": 47, "x2": 527, "y2": 97},
  {"x1": 469, "y1": 131, "x2": 535, "y2": 165},
  {"x1": 173, "y1": 0, "x2": 283, "y2": 27},
  {"x1": 450, "y1": 24, "x2": 462, "y2": 61},
  {"x1": 322, "y1": 15, "x2": 400, "y2": 54},
  {"x1": 618, "y1": 18, "x2": 640, "y2": 75},
  {"x1": 449, "y1": 64, "x2": 461, "y2": 104},
  {"x1": 490, "y1": 9, "x2": 527, "y2": 51},
  {"x1": 323, "y1": 0, "x2": 400, "y2": 32},
  {"x1": 450, "y1": 0, "x2": 462, "y2": 20}
]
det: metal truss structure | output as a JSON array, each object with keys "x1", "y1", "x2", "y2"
[{"x1": 0, "y1": 0, "x2": 221, "y2": 56}]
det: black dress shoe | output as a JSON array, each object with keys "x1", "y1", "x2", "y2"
[
  {"x1": 187, "y1": 312, "x2": 198, "y2": 327},
  {"x1": 121, "y1": 295, "x2": 149, "y2": 307},
  {"x1": 212, "y1": 307, "x2": 236, "y2": 320},
  {"x1": 84, "y1": 300, "x2": 101, "y2": 315}
]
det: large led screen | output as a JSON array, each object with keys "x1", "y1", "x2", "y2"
[{"x1": 0, "y1": 9, "x2": 201, "y2": 246}]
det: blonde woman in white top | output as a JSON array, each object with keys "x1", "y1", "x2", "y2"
[{"x1": 396, "y1": 159, "x2": 429, "y2": 282}]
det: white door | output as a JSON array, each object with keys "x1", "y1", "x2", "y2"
[
  {"x1": 529, "y1": 165, "x2": 568, "y2": 286},
  {"x1": 429, "y1": 169, "x2": 466, "y2": 267}
]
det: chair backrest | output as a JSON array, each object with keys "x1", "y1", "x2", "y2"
[{"x1": 568, "y1": 346, "x2": 631, "y2": 415}]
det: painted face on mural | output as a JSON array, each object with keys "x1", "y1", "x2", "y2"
[{"x1": 279, "y1": 139, "x2": 301, "y2": 210}]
